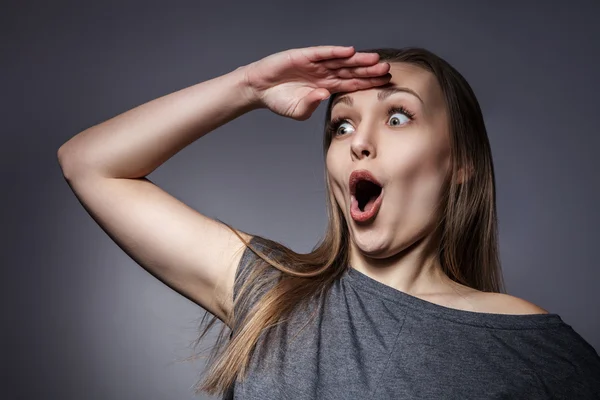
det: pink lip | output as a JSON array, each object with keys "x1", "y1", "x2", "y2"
[{"x1": 349, "y1": 169, "x2": 383, "y2": 196}]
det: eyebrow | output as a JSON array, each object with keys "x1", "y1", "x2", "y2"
[{"x1": 330, "y1": 85, "x2": 424, "y2": 110}]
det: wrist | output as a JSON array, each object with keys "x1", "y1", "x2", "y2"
[{"x1": 232, "y1": 64, "x2": 264, "y2": 111}]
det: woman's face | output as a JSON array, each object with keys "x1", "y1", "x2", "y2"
[{"x1": 326, "y1": 62, "x2": 452, "y2": 259}]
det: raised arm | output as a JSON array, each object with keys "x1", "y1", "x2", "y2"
[
  {"x1": 57, "y1": 66, "x2": 259, "y2": 325},
  {"x1": 57, "y1": 46, "x2": 391, "y2": 327}
]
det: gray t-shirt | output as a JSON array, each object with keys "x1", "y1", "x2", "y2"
[{"x1": 225, "y1": 236, "x2": 600, "y2": 399}]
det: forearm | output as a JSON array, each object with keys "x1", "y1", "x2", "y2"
[{"x1": 58, "y1": 65, "x2": 260, "y2": 180}]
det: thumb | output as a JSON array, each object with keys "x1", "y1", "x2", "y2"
[{"x1": 294, "y1": 88, "x2": 331, "y2": 120}]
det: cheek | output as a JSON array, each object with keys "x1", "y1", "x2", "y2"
[
  {"x1": 390, "y1": 139, "x2": 432, "y2": 180},
  {"x1": 325, "y1": 150, "x2": 346, "y2": 201},
  {"x1": 390, "y1": 139, "x2": 449, "y2": 213},
  {"x1": 392, "y1": 131, "x2": 449, "y2": 178}
]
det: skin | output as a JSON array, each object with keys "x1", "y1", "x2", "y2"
[{"x1": 326, "y1": 62, "x2": 547, "y2": 314}]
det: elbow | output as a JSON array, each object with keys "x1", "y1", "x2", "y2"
[
  {"x1": 57, "y1": 144, "x2": 86, "y2": 181},
  {"x1": 57, "y1": 145, "x2": 71, "y2": 178}
]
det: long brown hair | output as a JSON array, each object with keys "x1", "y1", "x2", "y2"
[{"x1": 184, "y1": 47, "x2": 506, "y2": 397}]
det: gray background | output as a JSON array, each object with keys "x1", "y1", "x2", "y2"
[{"x1": 3, "y1": 0, "x2": 599, "y2": 399}]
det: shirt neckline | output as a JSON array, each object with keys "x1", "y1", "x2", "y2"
[{"x1": 344, "y1": 265, "x2": 565, "y2": 330}]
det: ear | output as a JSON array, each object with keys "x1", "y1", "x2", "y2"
[{"x1": 455, "y1": 164, "x2": 474, "y2": 184}]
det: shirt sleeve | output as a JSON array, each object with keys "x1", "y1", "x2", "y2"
[
  {"x1": 230, "y1": 236, "x2": 282, "y2": 337},
  {"x1": 540, "y1": 323, "x2": 600, "y2": 398}
]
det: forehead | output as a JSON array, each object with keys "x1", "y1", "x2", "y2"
[
  {"x1": 331, "y1": 62, "x2": 444, "y2": 112},
  {"x1": 388, "y1": 62, "x2": 438, "y2": 98}
]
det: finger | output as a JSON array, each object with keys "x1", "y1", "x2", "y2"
[
  {"x1": 295, "y1": 88, "x2": 330, "y2": 121},
  {"x1": 301, "y1": 45, "x2": 356, "y2": 62},
  {"x1": 335, "y1": 63, "x2": 391, "y2": 79},
  {"x1": 318, "y1": 52, "x2": 381, "y2": 69},
  {"x1": 335, "y1": 75, "x2": 393, "y2": 92}
]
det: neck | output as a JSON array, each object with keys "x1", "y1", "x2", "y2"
[{"x1": 348, "y1": 230, "x2": 455, "y2": 297}]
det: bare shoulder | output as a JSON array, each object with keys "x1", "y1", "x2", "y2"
[{"x1": 471, "y1": 291, "x2": 549, "y2": 315}]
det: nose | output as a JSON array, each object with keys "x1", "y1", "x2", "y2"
[{"x1": 350, "y1": 121, "x2": 377, "y2": 160}]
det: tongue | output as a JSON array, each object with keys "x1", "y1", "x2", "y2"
[
  {"x1": 363, "y1": 196, "x2": 378, "y2": 212},
  {"x1": 350, "y1": 192, "x2": 383, "y2": 222}
]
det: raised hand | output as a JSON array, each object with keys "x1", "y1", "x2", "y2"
[{"x1": 240, "y1": 46, "x2": 392, "y2": 121}]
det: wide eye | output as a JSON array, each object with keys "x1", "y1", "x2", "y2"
[
  {"x1": 336, "y1": 122, "x2": 355, "y2": 136},
  {"x1": 389, "y1": 112, "x2": 410, "y2": 127},
  {"x1": 331, "y1": 107, "x2": 413, "y2": 137}
]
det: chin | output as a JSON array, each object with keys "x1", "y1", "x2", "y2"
[{"x1": 351, "y1": 234, "x2": 393, "y2": 258}]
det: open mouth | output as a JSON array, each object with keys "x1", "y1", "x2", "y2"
[
  {"x1": 350, "y1": 179, "x2": 384, "y2": 223},
  {"x1": 349, "y1": 169, "x2": 384, "y2": 223},
  {"x1": 354, "y1": 179, "x2": 383, "y2": 212}
]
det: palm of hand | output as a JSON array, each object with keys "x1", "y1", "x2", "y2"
[{"x1": 244, "y1": 46, "x2": 391, "y2": 121}]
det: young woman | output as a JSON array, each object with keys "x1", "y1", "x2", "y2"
[{"x1": 58, "y1": 45, "x2": 600, "y2": 399}]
